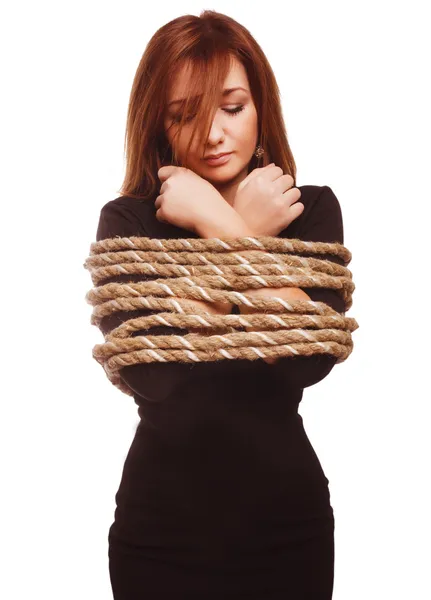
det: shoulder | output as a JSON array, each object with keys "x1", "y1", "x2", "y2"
[
  {"x1": 280, "y1": 184, "x2": 343, "y2": 240},
  {"x1": 296, "y1": 184, "x2": 341, "y2": 228},
  {"x1": 100, "y1": 195, "x2": 155, "y2": 225},
  {"x1": 96, "y1": 195, "x2": 194, "y2": 241},
  {"x1": 95, "y1": 196, "x2": 154, "y2": 241}
]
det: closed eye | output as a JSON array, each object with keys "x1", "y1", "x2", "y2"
[{"x1": 172, "y1": 105, "x2": 245, "y2": 124}]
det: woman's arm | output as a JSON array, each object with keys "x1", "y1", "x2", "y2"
[
  {"x1": 213, "y1": 185, "x2": 346, "y2": 389},
  {"x1": 94, "y1": 199, "x2": 253, "y2": 401},
  {"x1": 95, "y1": 200, "x2": 210, "y2": 402}
]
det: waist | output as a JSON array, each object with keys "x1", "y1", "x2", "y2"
[{"x1": 125, "y1": 410, "x2": 329, "y2": 502}]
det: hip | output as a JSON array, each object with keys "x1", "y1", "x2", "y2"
[{"x1": 109, "y1": 419, "x2": 333, "y2": 549}]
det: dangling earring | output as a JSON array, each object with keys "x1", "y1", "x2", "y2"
[{"x1": 254, "y1": 144, "x2": 265, "y2": 158}]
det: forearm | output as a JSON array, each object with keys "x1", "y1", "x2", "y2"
[
  {"x1": 196, "y1": 214, "x2": 311, "y2": 337},
  {"x1": 196, "y1": 210, "x2": 257, "y2": 314},
  {"x1": 238, "y1": 287, "x2": 311, "y2": 364},
  {"x1": 198, "y1": 216, "x2": 311, "y2": 363},
  {"x1": 196, "y1": 209, "x2": 254, "y2": 240},
  {"x1": 158, "y1": 210, "x2": 251, "y2": 318},
  {"x1": 198, "y1": 215, "x2": 309, "y2": 296}
]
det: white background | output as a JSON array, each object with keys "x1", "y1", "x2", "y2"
[{"x1": 2, "y1": 1, "x2": 430, "y2": 598}]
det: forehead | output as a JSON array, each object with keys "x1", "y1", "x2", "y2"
[{"x1": 168, "y1": 57, "x2": 249, "y2": 100}]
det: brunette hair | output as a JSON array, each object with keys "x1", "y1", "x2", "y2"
[{"x1": 118, "y1": 9, "x2": 297, "y2": 201}]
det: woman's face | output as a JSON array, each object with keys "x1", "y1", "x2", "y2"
[{"x1": 163, "y1": 57, "x2": 259, "y2": 189}]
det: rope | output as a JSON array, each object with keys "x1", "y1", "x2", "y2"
[{"x1": 84, "y1": 235, "x2": 359, "y2": 397}]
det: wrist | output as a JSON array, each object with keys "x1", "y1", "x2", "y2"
[{"x1": 196, "y1": 206, "x2": 256, "y2": 239}]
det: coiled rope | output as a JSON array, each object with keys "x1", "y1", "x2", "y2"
[{"x1": 84, "y1": 235, "x2": 359, "y2": 397}]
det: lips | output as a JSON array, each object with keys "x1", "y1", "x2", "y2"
[{"x1": 204, "y1": 152, "x2": 231, "y2": 160}]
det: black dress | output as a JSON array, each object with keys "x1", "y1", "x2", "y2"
[{"x1": 94, "y1": 184, "x2": 346, "y2": 599}]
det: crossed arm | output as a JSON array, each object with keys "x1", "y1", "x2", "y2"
[
  {"x1": 95, "y1": 186, "x2": 343, "y2": 401},
  {"x1": 194, "y1": 213, "x2": 311, "y2": 364}
]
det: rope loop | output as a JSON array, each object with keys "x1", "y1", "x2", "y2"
[{"x1": 84, "y1": 235, "x2": 359, "y2": 396}]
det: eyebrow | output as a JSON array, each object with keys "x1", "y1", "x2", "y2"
[{"x1": 168, "y1": 86, "x2": 249, "y2": 107}]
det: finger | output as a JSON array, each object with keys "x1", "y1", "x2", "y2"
[
  {"x1": 155, "y1": 207, "x2": 167, "y2": 223},
  {"x1": 281, "y1": 186, "x2": 301, "y2": 204},
  {"x1": 241, "y1": 162, "x2": 274, "y2": 185},
  {"x1": 289, "y1": 201, "x2": 305, "y2": 219},
  {"x1": 157, "y1": 165, "x2": 176, "y2": 182},
  {"x1": 265, "y1": 165, "x2": 286, "y2": 183},
  {"x1": 159, "y1": 180, "x2": 167, "y2": 194},
  {"x1": 154, "y1": 195, "x2": 162, "y2": 209},
  {"x1": 263, "y1": 357, "x2": 278, "y2": 364},
  {"x1": 275, "y1": 173, "x2": 296, "y2": 192},
  {"x1": 237, "y1": 163, "x2": 275, "y2": 193}
]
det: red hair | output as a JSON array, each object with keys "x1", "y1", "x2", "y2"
[{"x1": 118, "y1": 9, "x2": 297, "y2": 201}]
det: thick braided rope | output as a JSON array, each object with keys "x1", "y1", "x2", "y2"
[{"x1": 84, "y1": 235, "x2": 359, "y2": 397}]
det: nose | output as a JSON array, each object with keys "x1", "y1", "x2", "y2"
[{"x1": 205, "y1": 112, "x2": 225, "y2": 145}]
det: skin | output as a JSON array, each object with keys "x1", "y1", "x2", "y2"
[
  {"x1": 161, "y1": 56, "x2": 311, "y2": 363},
  {"x1": 164, "y1": 56, "x2": 259, "y2": 207}
]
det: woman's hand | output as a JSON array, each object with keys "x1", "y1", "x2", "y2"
[
  {"x1": 232, "y1": 163, "x2": 304, "y2": 236},
  {"x1": 232, "y1": 164, "x2": 307, "y2": 364},
  {"x1": 155, "y1": 165, "x2": 235, "y2": 315},
  {"x1": 155, "y1": 165, "x2": 232, "y2": 234}
]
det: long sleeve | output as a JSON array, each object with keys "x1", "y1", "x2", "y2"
[
  {"x1": 262, "y1": 185, "x2": 346, "y2": 389},
  {"x1": 95, "y1": 200, "x2": 200, "y2": 403}
]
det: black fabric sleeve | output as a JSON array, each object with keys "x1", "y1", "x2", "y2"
[
  {"x1": 262, "y1": 185, "x2": 347, "y2": 389},
  {"x1": 95, "y1": 201, "x2": 200, "y2": 403}
]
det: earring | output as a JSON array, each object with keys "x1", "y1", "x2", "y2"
[{"x1": 254, "y1": 144, "x2": 265, "y2": 158}]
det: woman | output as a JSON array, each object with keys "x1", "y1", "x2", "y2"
[{"x1": 96, "y1": 9, "x2": 345, "y2": 598}]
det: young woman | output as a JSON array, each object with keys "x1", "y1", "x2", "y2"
[{"x1": 96, "y1": 10, "x2": 345, "y2": 599}]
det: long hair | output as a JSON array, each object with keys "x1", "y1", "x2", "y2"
[{"x1": 118, "y1": 9, "x2": 297, "y2": 201}]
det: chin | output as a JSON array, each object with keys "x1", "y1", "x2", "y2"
[
  {"x1": 203, "y1": 170, "x2": 241, "y2": 184},
  {"x1": 202, "y1": 161, "x2": 245, "y2": 177}
]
